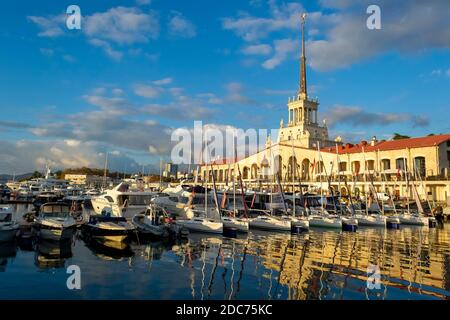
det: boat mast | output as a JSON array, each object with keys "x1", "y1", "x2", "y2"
[
  {"x1": 403, "y1": 156, "x2": 410, "y2": 214},
  {"x1": 291, "y1": 139, "x2": 296, "y2": 217}
]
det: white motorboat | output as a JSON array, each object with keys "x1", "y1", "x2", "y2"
[
  {"x1": 221, "y1": 215, "x2": 249, "y2": 233},
  {"x1": 395, "y1": 212, "x2": 429, "y2": 226},
  {"x1": 33, "y1": 203, "x2": 77, "y2": 241},
  {"x1": 83, "y1": 212, "x2": 136, "y2": 243},
  {"x1": 249, "y1": 215, "x2": 292, "y2": 232},
  {"x1": 341, "y1": 216, "x2": 359, "y2": 226},
  {"x1": 0, "y1": 206, "x2": 20, "y2": 242},
  {"x1": 308, "y1": 214, "x2": 343, "y2": 229},
  {"x1": 280, "y1": 215, "x2": 309, "y2": 231},
  {"x1": 131, "y1": 205, "x2": 184, "y2": 238},
  {"x1": 176, "y1": 217, "x2": 223, "y2": 234},
  {"x1": 354, "y1": 213, "x2": 387, "y2": 227},
  {"x1": 90, "y1": 183, "x2": 156, "y2": 219}
]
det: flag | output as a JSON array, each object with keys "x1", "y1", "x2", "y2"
[
  {"x1": 396, "y1": 167, "x2": 401, "y2": 179},
  {"x1": 220, "y1": 192, "x2": 227, "y2": 209},
  {"x1": 250, "y1": 192, "x2": 257, "y2": 208}
]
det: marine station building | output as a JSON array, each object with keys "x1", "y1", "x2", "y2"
[{"x1": 199, "y1": 16, "x2": 450, "y2": 204}]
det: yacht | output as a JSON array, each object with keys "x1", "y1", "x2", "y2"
[
  {"x1": 394, "y1": 210, "x2": 429, "y2": 226},
  {"x1": 0, "y1": 206, "x2": 20, "y2": 242},
  {"x1": 90, "y1": 183, "x2": 156, "y2": 219},
  {"x1": 132, "y1": 205, "x2": 186, "y2": 238},
  {"x1": 83, "y1": 208, "x2": 135, "y2": 243},
  {"x1": 307, "y1": 209, "x2": 343, "y2": 229},
  {"x1": 33, "y1": 203, "x2": 77, "y2": 241},
  {"x1": 221, "y1": 214, "x2": 250, "y2": 233},
  {"x1": 354, "y1": 211, "x2": 387, "y2": 227},
  {"x1": 249, "y1": 214, "x2": 292, "y2": 232},
  {"x1": 175, "y1": 216, "x2": 223, "y2": 234}
]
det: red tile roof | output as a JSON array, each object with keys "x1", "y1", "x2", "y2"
[{"x1": 321, "y1": 133, "x2": 450, "y2": 154}]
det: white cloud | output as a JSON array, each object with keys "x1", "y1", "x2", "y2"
[
  {"x1": 27, "y1": 15, "x2": 65, "y2": 37},
  {"x1": 134, "y1": 84, "x2": 163, "y2": 98},
  {"x1": 242, "y1": 44, "x2": 272, "y2": 55},
  {"x1": 88, "y1": 38, "x2": 124, "y2": 61},
  {"x1": 225, "y1": 82, "x2": 256, "y2": 105},
  {"x1": 0, "y1": 139, "x2": 140, "y2": 174},
  {"x1": 224, "y1": 0, "x2": 450, "y2": 71},
  {"x1": 84, "y1": 6, "x2": 159, "y2": 45},
  {"x1": 222, "y1": 2, "x2": 303, "y2": 42},
  {"x1": 152, "y1": 77, "x2": 173, "y2": 85},
  {"x1": 323, "y1": 105, "x2": 430, "y2": 128},
  {"x1": 262, "y1": 38, "x2": 297, "y2": 69},
  {"x1": 168, "y1": 12, "x2": 197, "y2": 38},
  {"x1": 136, "y1": 0, "x2": 151, "y2": 5}
]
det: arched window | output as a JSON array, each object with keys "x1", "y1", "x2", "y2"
[
  {"x1": 395, "y1": 158, "x2": 407, "y2": 171},
  {"x1": 242, "y1": 167, "x2": 249, "y2": 180},
  {"x1": 414, "y1": 157, "x2": 426, "y2": 178},
  {"x1": 352, "y1": 161, "x2": 361, "y2": 174},
  {"x1": 381, "y1": 159, "x2": 391, "y2": 171}
]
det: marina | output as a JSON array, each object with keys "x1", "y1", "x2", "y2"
[
  {"x1": 0, "y1": 204, "x2": 449, "y2": 300},
  {"x1": 1, "y1": 0, "x2": 450, "y2": 305}
]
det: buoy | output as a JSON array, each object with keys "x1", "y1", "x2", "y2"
[{"x1": 223, "y1": 227, "x2": 237, "y2": 238}]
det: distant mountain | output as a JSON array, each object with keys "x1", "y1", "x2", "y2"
[{"x1": 0, "y1": 173, "x2": 33, "y2": 183}]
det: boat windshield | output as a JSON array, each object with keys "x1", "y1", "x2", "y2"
[
  {"x1": 120, "y1": 195, "x2": 153, "y2": 206},
  {"x1": 41, "y1": 205, "x2": 70, "y2": 218}
]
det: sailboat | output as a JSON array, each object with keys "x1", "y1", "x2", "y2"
[
  {"x1": 307, "y1": 142, "x2": 342, "y2": 229},
  {"x1": 175, "y1": 141, "x2": 224, "y2": 234},
  {"x1": 393, "y1": 161, "x2": 429, "y2": 226},
  {"x1": 354, "y1": 159, "x2": 386, "y2": 227},
  {"x1": 221, "y1": 155, "x2": 250, "y2": 232}
]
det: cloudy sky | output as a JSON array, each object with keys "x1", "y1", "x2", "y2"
[{"x1": 0, "y1": 0, "x2": 449, "y2": 174}]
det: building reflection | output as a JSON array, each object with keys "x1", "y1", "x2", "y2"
[{"x1": 172, "y1": 226, "x2": 450, "y2": 300}]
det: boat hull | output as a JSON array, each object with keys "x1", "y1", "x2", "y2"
[
  {"x1": 176, "y1": 219, "x2": 223, "y2": 234},
  {"x1": 355, "y1": 215, "x2": 386, "y2": 227},
  {"x1": 249, "y1": 216, "x2": 292, "y2": 232},
  {"x1": 308, "y1": 216, "x2": 342, "y2": 229},
  {"x1": 33, "y1": 225, "x2": 76, "y2": 241},
  {"x1": 0, "y1": 223, "x2": 20, "y2": 242},
  {"x1": 222, "y1": 217, "x2": 249, "y2": 232}
]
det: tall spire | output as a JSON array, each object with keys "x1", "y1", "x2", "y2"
[{"x1": 299, "y1": 13, "x2": 307, "y2": 98}]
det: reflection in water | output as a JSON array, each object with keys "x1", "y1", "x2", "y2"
[
  {"x1": 171, "y1": 227, "x2": 450, "y2": 300},
  {"x1": 2, "y1": 204, "x2": 450, "y2": 299},
  {"x1": 0, "y1": 242, "x2": 17, "y2": 272},
  {"x1": 34, "y1": 239, "x2": 73, "y2": 269},
  {"x1": 86, "y1": 238, "x2": 134, "y2": 261}
]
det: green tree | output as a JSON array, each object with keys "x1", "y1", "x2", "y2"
[{"x1": 392, "y1": 133, "x2": 411, "y2": 140}]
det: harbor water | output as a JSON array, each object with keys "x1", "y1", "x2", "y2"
[{"x1": 1, "y1": 204, "x2": 449, "y2": 300}]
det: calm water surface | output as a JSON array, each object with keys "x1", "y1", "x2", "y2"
[{"x1": 1, "y1": 204, "x2": 450, "y2": 300}]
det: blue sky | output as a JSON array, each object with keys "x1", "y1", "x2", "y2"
[{"x1": 0, "y1": 0, "x2": 449, "y2": 174}]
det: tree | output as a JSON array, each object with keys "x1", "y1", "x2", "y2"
[
  {"x1": 31, "y1": 171, "x2": 43, "y2": 179},
  {"x1": 392, "y1": 133, "x2": 411, "y2": 140}
]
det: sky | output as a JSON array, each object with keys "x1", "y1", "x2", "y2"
[{"x1": 0, "y1": 0, "x2": 449, "y2": 174}]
